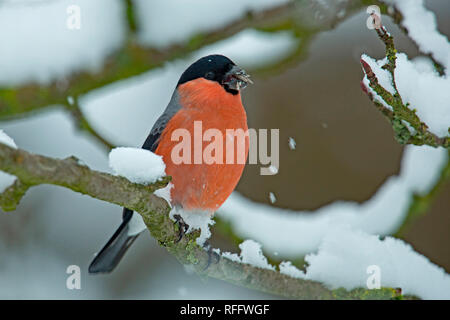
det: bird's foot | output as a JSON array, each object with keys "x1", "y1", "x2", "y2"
[
  {"x1": 173, "y1": 214, "x2": 189, "y2": 243},
  {"x1": 202, "y1": 240, "x2": 220, "y2": 271}
]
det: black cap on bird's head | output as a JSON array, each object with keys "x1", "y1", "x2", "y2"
[{"x1": 177, "y1": 54, "x2": 253, "y2": 95}]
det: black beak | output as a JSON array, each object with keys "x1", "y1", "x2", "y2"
[{"x1": 222, "y1": 65, "x2": 253, "y2": 91}]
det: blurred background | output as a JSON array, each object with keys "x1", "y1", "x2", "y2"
[{"x1": 0, "y1": 0, "x2": 448, "y2": 299}]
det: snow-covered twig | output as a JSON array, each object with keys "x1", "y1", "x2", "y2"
[
  {"x1": 0, "y1": 141, "x2": 412, "y2": 300},
  {"x1": 380, "y1": 0, "x2": 450, "y2": 74},
  {"x1": 360, "y1": 25, "x2": 449, "y2": 148}
]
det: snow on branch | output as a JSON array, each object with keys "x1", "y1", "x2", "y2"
[
  {"x1": 360, "y1": 23, "x2": 449, "y2": 148},
  {"x1": 283, "y1": 227, "x2": 450, "y2": 300},
  {"x1": 219, "y1": 145, "x2": 447, "y2": 258},
  {"x1": 0, "y1": 141, "x2": 411, "y2": 300},
  {"x1": 381, "y1": 0, "x2": 450, "y2": 72}
]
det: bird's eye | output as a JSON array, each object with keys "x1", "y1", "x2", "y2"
[{"x1": 205, "y1": 71, "x2": 215, "y2": 80}]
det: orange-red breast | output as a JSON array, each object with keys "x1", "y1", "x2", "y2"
[{"x1": 89, "y1": 55, "x2": 252, "y2": 273}]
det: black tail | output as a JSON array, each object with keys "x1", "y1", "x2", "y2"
[{"x1": 88, "y1": 209, "x2": 139, "y2": 274}]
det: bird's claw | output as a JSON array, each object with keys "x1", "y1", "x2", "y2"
[
  {"x1": 202, "y1": 240, "x2": 220, "y2": 271},
  {"x1": 173, "y1": 214, "x2": 189, "y2": 243}
]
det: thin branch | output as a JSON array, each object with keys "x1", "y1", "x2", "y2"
[
  {"x1": 124, "y1": 0, "x2": 138, "y2": 34},
  {"x1": 358, "y1": 7, "x2": 450, "y2": 237},
  {"x1": 0, "y1": 142, "x2": 413, "y2": 299},
  {"x1": 64, "y1": 96, "x2": 114, "y2": 151},
  {"x1": 360, "y1": 25, "x2": 449, "y2": 148},
  {"x1": 377, "y1": 0, "x2": 446, "y2": 75}
]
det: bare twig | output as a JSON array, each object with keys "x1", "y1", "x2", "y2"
[{"x1": 64, "y1": 96, "x2": 114, "y2": 150}]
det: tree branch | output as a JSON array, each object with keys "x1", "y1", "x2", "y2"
[
  {"x1": 0, "y1": 0, "x2": 373, "y2": 121},
  {"x1": 0, "y1": 2, "x2": 296, "y2": 120},
  {"x1": 64, "y1": 96, "x2": 114, "y2": 151},
  {"x1": 360, "y1": 25, "x2": 449, "y2": 148},
  {"x1": 124, "y1": 0, "x2": 138, "y2": 35},
  {"x1": 377, "y1": 0, "x2": 446, "y2": 75},
  {"x1": 0, "y1": 142, "x2": 413, "y2": 299}
]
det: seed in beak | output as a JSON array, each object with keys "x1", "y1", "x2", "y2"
[
  {"x1": 234, "y1": 69, "x2": 254, "y2": 85},
  {"x1": 222, "y1": 66, "x2": 254, "y2": 91}
]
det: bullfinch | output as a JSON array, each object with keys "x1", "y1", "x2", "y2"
[{"x1": 89, "y1": 54, "x2": 252, "y2": 273}]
